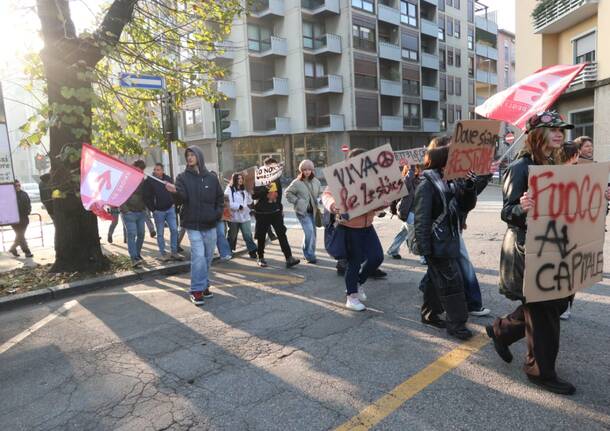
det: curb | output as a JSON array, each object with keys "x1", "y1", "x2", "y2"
[{"x1": 0, "y1": 247, "x2": 249, "y2": 312}]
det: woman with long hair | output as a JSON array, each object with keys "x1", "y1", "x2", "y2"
[
  {"x1": 286, "y1": 159, "x2": 322, "y2": 263},
  {"x1": 413, "y1": 146, "x2": 478, "y2": 339},
  {"x1": 225, "y1": 173, "x2": 258, "y2": 259},
  {"x1": 487, "y1": 111, "x2": 588, "y2": 395},
  {"x1": 322, "y1": 148, "x2": 386, "y2": 311}
]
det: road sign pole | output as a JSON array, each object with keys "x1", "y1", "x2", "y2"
[{"x1": 160, "y1": 91, "x2": 175, "y2": 179}]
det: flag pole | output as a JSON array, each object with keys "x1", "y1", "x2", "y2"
[
  {"x1": 496, "y1": 131, "x2": 526, "y2": 164},
  {"x1": 145, "y1": 173, "x2": 167, "y2": 184}
]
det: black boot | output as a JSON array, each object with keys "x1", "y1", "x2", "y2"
[{"x1": 440, "y1": 292, "x2": 472, "y2": 340}]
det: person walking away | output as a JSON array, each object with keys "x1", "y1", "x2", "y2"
[
  {"x1": 210, "y1": 171, "x2": 232, "y2": 261},
  {"x1": 387, "y1": 164, "x2": 424, "y2": 262},
  {"x1": 166, "y1": 146, "x2": 223, "y2": 305},
  {"x1": 225, "y1": 173, "x2": 258, "y2": 258},
  {"x1": 107, "y1": 206, "x2": 122, "y2": 243},
  {"x1": 144, "y1": 163, "x2": 182, "y2": 262},
  {"x1": 9, "y1": 180, "x2": 33, "y2": 258},
  {"x1": 38, "y1": 173, "x2": 54, "y2": 224},
  {"x1": 120, "y1": 160, "x2": 148, "y2": 267},
  {"x1": 322, "y1": 148, "x2": 386, "y2": 312},
  {"x1": 486, "y1": 111, "x2": 609, "y2": 395},
  {"x1": 413, "y1": 146, "x2": 477, "y2": 340},
  {"x1": 286, "y1": 159, "x2": 322, "y2": 264},
  {"x1": 252, "y1": 157, "x2": 300, "y2": 269}
]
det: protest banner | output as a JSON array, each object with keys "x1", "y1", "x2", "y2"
[
  {"x1": 254, "y1": 163, "x2": 283, "y2": 187},
  {"x1": 444, "y1": 119, "x2": 502, "y2": 181},
  {"x1": 0, "y1": 183, "x2": 19, "y2": 226},
  {"x1": 394, "y1": 147, "x2": 427, "y2": 167},
  {"x1": 523, "y1": 162, "x2": 610, "y2": 303},
  {"x1": 322, "y1": 144, "x2": 407, "y2": 219}
]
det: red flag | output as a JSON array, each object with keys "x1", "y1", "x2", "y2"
[
  {"x1": 475, "y1": 64, "x2": 586, "y2": 130},
  {"x1": 80, "y1": 144, "x2": 145, "y2": 216}
]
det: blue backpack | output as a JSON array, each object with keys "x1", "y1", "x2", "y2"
[{"x1": 323, "y1": 209, "x2": 347, "y2": 260}]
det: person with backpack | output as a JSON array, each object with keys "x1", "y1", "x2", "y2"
[
  {"x1": 386, "y1": 164, "x2": 424, "y2": 263},
  {"x1": 322, "y1": 148, "x2": 386, "y2": 312},
  {"x1": 225, "y1": 172, "x2": 258, "y2": 259},
  {"x1": 413, "y1": 146, "x2": 478, "y2": 340},
  {"x1": 285, "y1": 159, "x2": 322, "y2": 264}
]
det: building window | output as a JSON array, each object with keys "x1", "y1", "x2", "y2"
[
  {"x1": 446, "y1": 17, "x2": 453, "y2": 39},
  {"x1": 447, "y1": 48, "x2": 454, "y2": 66},
  {"x1": 184, "y1": 108, "x2": 202, "y2": 135},
  {"x1": 468, "y1": 79, "x2": 475, "y2": 104},
  {"x1": 573, "y1": 31, "x2": 596, "y2": 64},
  {"x1": 455, "y1": 77, "x2": 462, "y2": 96},
  {"x1": 400, "y1": 1, "x2": 418, "y2": 27},
  {"x1": 353, "y1": 23, "x2": 376, "y2": 52},
  {"x1": 468, "y1": 54, "x2": 474, "y2": 77},
  {"x1": 352, "y1": 0, "x2": 374, "y2": 13},
  {"x1": 440, "y1": 108, "x2": 447, "y2": 130},
  {"x1": 448, "y1": 104, "x2": 455, "y2": 123},
  {"x1": 303, "y1": 21, "x2": 325, "y2": 50},
  {"x1": 456, "y1": 105, "x2": 462, "y2": 121},
  {"x1": 304, "y1": 60, "x2": 327, "y2": 89},
  {"x1": 504, "y1": 42, "x2": 510, "y2": 62},
  {"x1": 446, "y1": 0, "x2": 452, "y2": 6},
  {"x1": 438, "y1": 15, "x2": 445, "y2": 41},
  {"x1": 467, "y1": 26, "x2": 474, "y2": 50},
  {"x1": 454, "y1": 0, "x2": 460, "y2": 9},
  {"x1": 401, "y1": 33, "x2": 419, "y2": 61},
  {"x1": 354, "y1": 57, "x2": 378, "y2": 90},
  {"x1": 455, "y1": 49, "x2": 461, "y2": 68},
  {"x1": 439, "y1": 47, "x2": 446, "y2": 71},
  {"x1": 467, "y1": 0, "x2": 474, "y2": 22},
  {"x1": 504, "y1": 67, "x2": 509, "y2": 87},
  {"x1": 403, "y1": 103, "x2": 421, "y2": 127},
  {"x1": 570, "y1": 109, "x2": 594, "y2": 140},
  {"x1": 454, "y1": 20, "x2": 461, "y2": 39},
  {"x1": 247, "y1": 24, "x2": 271, "y2": 52},
  {"x1": 448, "y1": 76, "x2": 454, "y2": 95},
  {"x1": 440, "y1": 75, "x2": 447, "y2": 101},
  {"x1": 403, "y1": 78, "x2": 420, "y2": 96},
  {"x1": 438, "y1": 0, "x2": 445, "y2": 12},
  {"x1": 356, "y1": 94, "x2": 379, "y2": 127}
]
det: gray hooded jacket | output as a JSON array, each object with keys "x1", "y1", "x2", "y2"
[{"x1": 174, "y1": 146, "x2": 224, "y2": 230}]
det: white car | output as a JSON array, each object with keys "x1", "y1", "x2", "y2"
[{"x1": 21, "y1": 182, "x2": 41, "y2": 202}]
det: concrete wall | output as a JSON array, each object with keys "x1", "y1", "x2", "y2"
[
  {"x1": 556, "y1": 16, "x2": 597, "y2": 65},
  {"x1": 515, "y1": 0, "x2": 542, "y2": 80}
]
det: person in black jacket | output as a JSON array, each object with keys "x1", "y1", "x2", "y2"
[
  {"x1": 486, "y1": 111, "x2": 604, "y2": 395},
  {"x1": 165, "y1": 146, "x2": 223, "y2": 305},
  {"x1": 413, "y1": 147, "x2": 477, "y2": 340},
  {"x1": 9, "y1": 180, "x2": 33, "y2": 258},
  {"x1": 144, "y1": 163, "x2": 181, "y2": 261},
  {"x1": 252, "y1": 157, "x2": 299, "y2": 269},
  {"x1": 387, "y1": 164, "x2": 422, "y2": 260}
]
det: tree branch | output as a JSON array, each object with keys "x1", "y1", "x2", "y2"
[{"x1": 88, "y1": 0, "x2": 139, "y2": 66}]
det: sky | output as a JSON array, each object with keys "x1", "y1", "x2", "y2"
[{"x1": 481, "y1": 0, "x2": 516, "y2": 33}]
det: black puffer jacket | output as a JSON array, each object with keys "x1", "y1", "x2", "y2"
[
  {"x1": 413, "y1": 170, "x2": 477, "y2": 258},
  {"x1": 174, "y1": 146, "x2": 223, "y2": 230},
  {"x1": 499, "y1": 153, "x2": 534, "y2": 301}
]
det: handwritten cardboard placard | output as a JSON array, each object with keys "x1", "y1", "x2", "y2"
[
  {"x1": 0, "y1": 183, "x2": 19, "y2": 226},
  {"x1": 255, "y1": 163, "x2": 284, "y2": 187},
  {"x1": 523, "y1": 162, "x2": 610, "y2": 303},
  {"x1": 394, "y1": 147, "x2": 427, "y2": 167},
  {"x1": 444, "y1": 120, "x2": 502, "y2": 180},
  {"x1": 322, "y1": 144, "x2": 407, "y2": 219}
]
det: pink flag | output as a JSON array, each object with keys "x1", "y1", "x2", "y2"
[
  {"x1": 475, "y1": 64, "x2": 586, "y2": 130},
  {"x1": 80, "y1": 144, "x2": 145, "y2": 216}
]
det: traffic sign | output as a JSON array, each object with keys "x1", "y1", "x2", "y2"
[
  {"x1": 505, "y1": 132, "x2": 515, "y2": 144},
  {"x1": 341, "y1": 144, "x2": 349, "y2": 153},
  {"x1": 119, "y1": 73, "x2": 165, "y2": 90}
]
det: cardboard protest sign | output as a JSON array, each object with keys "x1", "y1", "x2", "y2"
[
  {"x1": 523, "y1": 162, "x2": 610, "y2": 303},
  {"x1": 394, "y1": 147, "x2": 427, "y2": 167},
  {"x1": 0, "y1": 183, "x2": 19, "y2": 225},
  {"x1": 322, "y1": 144, "x2": 407, "y2": 219},
  {"x1": 255, "y1": 163, "x2": 283, "y2": 186},
  {"x1": 444, "y1": 120, "x2": 502, "y2": 180}
]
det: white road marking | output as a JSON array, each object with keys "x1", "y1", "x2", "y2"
[{"x1": 0, "y1": 300, "x2": 78, "y2": 355}]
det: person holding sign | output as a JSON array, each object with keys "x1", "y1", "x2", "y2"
[
  {"x1": 486, "y1": 111, "x2": 608, "y2": 395},
  {"x1": 252, "y1": 157, "x2": 300, "y2": 269},
  {"x1": 413, "y1": 147, "x2": 478, "y2": 340},
  {"x1": 286, "y1": 159, "x2": 322, "y2": 264}
]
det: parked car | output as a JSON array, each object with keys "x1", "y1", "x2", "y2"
[{"x1": 21, "y1": 182, "x2": 41, "y2": 202}]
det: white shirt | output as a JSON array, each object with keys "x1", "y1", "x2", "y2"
[{"x1": 224, "y1": 185, "x2": 253, "y2": 223}]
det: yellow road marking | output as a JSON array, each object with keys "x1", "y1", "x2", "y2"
[{"x1": 334, "y1": 333, "x2": 490, "y2": 431}]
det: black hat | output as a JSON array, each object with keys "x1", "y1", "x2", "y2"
[{"x1": 525, "y1": 110, "x2": 574, "y2": 133}]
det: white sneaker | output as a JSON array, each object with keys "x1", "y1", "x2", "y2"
[
  {"x1": 345, "y1": 296, "x2": 366, "y2": 311},
  {"x1": 358, "y1": 286, "x2": 367, "y2": 302},
  {"x1": 469, "y1": 307, "x2": 491, "y2": 317},
  {"x1": 560, "y1": 304, "x2": 571, "y2": 320}
]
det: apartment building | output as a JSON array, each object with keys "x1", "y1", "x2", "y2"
[
  {"x1": 179, "y1": 0, "x2": 497, "y2": 177},
  {"x1": 497, "y1": 29, "x2": 515, "y2": 92},
  {"x1": 517, "y1": 0, "x2": 610, "y2": 161}
]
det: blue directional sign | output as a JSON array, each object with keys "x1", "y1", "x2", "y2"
[{"x1": 119, "y1": 73, "x2": 165, "y2": 90}]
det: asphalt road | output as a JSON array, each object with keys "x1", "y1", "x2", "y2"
[{"x1": 1, "y1": 187, "x2": 609, "y2": 431}]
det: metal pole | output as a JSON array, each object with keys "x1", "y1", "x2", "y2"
[
  {"x1": 496, "y1": 130, "x2": 526, "y2": 163},
  {"x1": 214, "y1": 103, "x2": 223, "y2": 175},
  {"x1": 160, "y1": 91, "x2": 175, "y2": 179}
]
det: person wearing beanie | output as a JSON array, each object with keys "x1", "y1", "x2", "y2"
[{"x1": 286, "y1": 159, "x2": 322, "y2": 263}]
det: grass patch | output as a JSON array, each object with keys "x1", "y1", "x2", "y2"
[{"x1": 0, "y1": 254, "x2": 132, "y2": 298}]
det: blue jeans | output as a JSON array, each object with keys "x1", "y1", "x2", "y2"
[
  {"x1": 345, "y1": 226, "x2": 384, "y2": 295},
  {"x1": 216, "y1": 221, "x2": 232, "y2": 258},
  {"x1": 458, "y1": 235, "x2": 483, "y2": 311},
  {"x1": 227, "y1": 221, "x2": 257, "y2": 252},
  {"x1": 122, "y1": 211, "x2": 145, "y2": 261},
  {"x1": 153, "y1": 207, "x2": 178, "y2": 255},
  {"x1": 187, "y1": 228, "x2": 217, "y2": 292},
  {"x1": 386, "y1": 212, "x2": 414, "y2": 256},
  {"x1": 297, "y1": 213, "x2": 317, "y2": 261}
]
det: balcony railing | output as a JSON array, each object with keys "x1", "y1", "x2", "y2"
[
  {"x1": 422, "y1": 118, "x2": 440, "y2": 132},
  {"x1": 251, "y1": 0, "x2": 284, "y2": 17},
  {"x1": 251, "y1": 77, "x2": 289, "y2": 95},
  {"x1": 378, "y1": 3, "x2": 401, "y2": 26},
  {"x1": 380, "y1": 79, "x2": 402, "y2": 97},
  {"x1": 307, "y1": 114, "x2": 345, "y2": 131},
  {"x1": 422, "y1": 85, "x2": 440, "y2": 101},
  {"x1": 216, "y1": 80, "x2": 236, "y2": 99},
  {"x1": 475, "y1": 43, "x2": 498, "y2": 61},
  {"x1": 569, "y1": 62, "x2": 597, "y2": 87},
  {"x1": 305, "y1": 74, "x2": 343, "y2": 93},
  {"x1": 379, "y1": 41, "x2": 401, "y2": 61},
  {"x1": 249, "y1": 36, "x2": 288, "y2": 56},
  {"x1": 421, "y1": 52, "x2": 439, "y2": 70},
  {"x1": 353, "y1": 37, "x2": 376, "y2": 52},
  {"x1": 305, "y1": 33, "x2": 342, "y2": 54},
  {"x1": 255, "y1": 117, "x2": 291, "y2": 134},
  {"x1": 533, "y1": 0, "x2": 599, "y2": 34},
  {"x1": 475, "y1": 14, "x2": 498, "y2": 34},
  {"x1": 301, "y1": 0, "x2": 340, "y2": 14},
  {"x1": 381, "y1": 115, "x2": 403, "y2": 131},
  {"x1": 420, "y1": 18, "x2": 439, "y2": 38}
]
